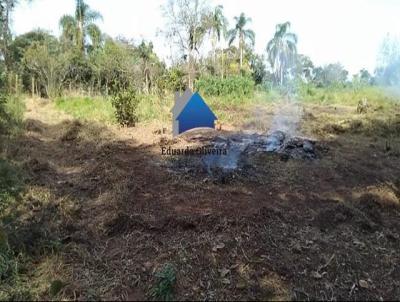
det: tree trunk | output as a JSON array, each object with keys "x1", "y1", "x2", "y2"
[
  {"x1": 221, "y1": 49, "x2": 224, "y2": 79},
  {"x1": 188, "y1": 50, "x2": 193, "y2": 90},
  {"x1": 15, "y1": 74, "x2": 18, "y2": 94},
  {"x1": 211, "y1": 33, "x2": 216, "y2": 66},
  {"x1": 144, "y1": 65, "x2": 150, "y2": 94},
  {"x1": 31, "y1": 76, "x2": 35, "y2": 97},
  {"x1": 239, "y1": 34, "x2": 243, "y2": 70},
  {"x1": 1, "y1": 0, "x2": 13, "y2": 71},
  {"x1": 240, "y1": 47, "x2": 243, "y2": 70}
]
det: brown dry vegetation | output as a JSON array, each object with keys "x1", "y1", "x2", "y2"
[{"x1": 1, "y1": 96, "x2": 400, "y2": 300}]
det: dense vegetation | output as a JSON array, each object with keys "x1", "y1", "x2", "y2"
[{"x1": 0, "y1": 0, "x2": 398, "y2": 103}]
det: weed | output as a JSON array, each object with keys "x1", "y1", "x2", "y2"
[
  {"x1": 49, "y1": 279, "x2": 64, "y2": 297},
  {"x1": 0, "y1": 159, "x2": 23, "y2": 214},
  {"x1": 0, "y1": 94, "x2": 24, "y2": 137},
  {"x1": 150, "y1": 263, "x2": 176, "y2": 301}
]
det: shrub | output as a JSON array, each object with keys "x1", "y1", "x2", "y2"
[
  {"x1": 0, "y1": 94, "x2": 24, "y2": 137},
  {"x1": 0, "y1": 159, "x2": 23, "y2": 213},
  {"x1": 195, "y1": 75, "x2": 255, "y2": 97},
  {"x1": 111, "y1": 89, "x2": 139, "y2": 126},
  {"x1": 0, "y1": 232, "x2": 14, "y2": 280},
  {"x1": 150, "y1": 263, "x2": 176, "y2": 301}
]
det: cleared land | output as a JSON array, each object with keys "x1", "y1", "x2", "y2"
[{"x1": 1, "y1": 91, "x2": 400, "y2": 300}]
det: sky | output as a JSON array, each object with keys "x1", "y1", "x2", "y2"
[{"x1": 12, "y1": 0, "x2": 400, "y2": 75}]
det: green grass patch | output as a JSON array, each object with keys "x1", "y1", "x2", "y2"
[
  {"x1": 299, "y1": 85, "x2": 399, "y2": 108},
  {"x1": 136, "y1": 94, "x2": 172, "y2": 123},
  {"x1": 53, "y1": 87, "x2": 399, "y2": 128},
  {"x1": 53, "y1": 92, "x2": 277, "y2": 126},
  {"x1": 55, "y1": 96, "x2": 116, "y2": 124},
  {"x1": 55, "y1": 95, "x2": 173, "y2": 124}
]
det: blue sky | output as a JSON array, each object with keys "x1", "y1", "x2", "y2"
[{"x1": 12, "y1": 0, "x2": 400, "y2": 75}]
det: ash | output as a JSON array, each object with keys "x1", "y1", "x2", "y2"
[
  {"x1": 201, "y1": 130, "x2": 317, "y2": 173},
  {"x1": 164, "y1": 130, "x2": 320, "y2": 182}
]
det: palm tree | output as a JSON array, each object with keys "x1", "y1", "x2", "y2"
[
  {"x1": 266, "y1": 22, "x2": 297, "y2": 85},
  {"x1": 59, "y1": 0, "x2": 102, "y2": 54},
  {"x1": 227, "y1": 13, "x2": 255, "y2": 70},
  {"x1": 206, "y1": 5, "x2": 227, "y2": 66}
]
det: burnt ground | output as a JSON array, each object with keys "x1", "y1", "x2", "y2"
[{"x1": 3, "y1": 98, "x2": 400, "y2": 300}]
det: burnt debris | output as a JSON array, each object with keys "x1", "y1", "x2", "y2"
[{"x1": 165, "y1": 130, "x2": 320, "y2": 181}]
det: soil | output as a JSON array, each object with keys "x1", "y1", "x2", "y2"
[{"x1": 6, "y1": 98, "x2": 400, "y2": 300}]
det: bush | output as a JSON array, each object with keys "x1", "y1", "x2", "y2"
[
  {"x1": 0, "y1": 231, "x2": 15, "y2": 280},
  {"x1": 163, "y1": 67, "x2": 186, "y2": 92},
  {"x1": 0, "y1": 159, "x2": 23, "y2": 213},
  {"x1": 0, "y1": 94, "x2": 24, "y2": 145},
  {"x1": 195, "y1": 75, "x2": 255, "y2": 97},
  {"x1": 111, "y1": 89, "x2": 139, "y2": 126}
]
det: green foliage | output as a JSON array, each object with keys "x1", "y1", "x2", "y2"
[
  {"x1": 299, "y1": 84, "x2": 398, "y2": 108},
  {"x1": 0, "y1": 95, "x2": 8, "y2": 134},
  {"x1": 49, "y1": 279, "x2": 64, "y2": 297},
  {"x1": 227, "y1": 12, "x2": 255, "y2": 69},
  {"x1": 59, "y1": 0, "x2": 103, "y2": 53},
  {"x1": 0, "y1": 159, "x2": 22, "y2": 283},
  {"x1": 162, "y1": 67, "x2": 186, "y2": 92},
  {"x1": 266, "y1": 21, "x2": 297, "y2": 85},
  {"x1": 0, "y1": 227, "x2": 17, "y2": 281},
  {"x1": 196, "y1": 75, "x2": 254, "y2": 97},
  {"x1": 23, "y1": 37, "x2": 71, "y2": 98},
  {"x1": 312, "y1": 63, "x2": 349, "y2": 87},
  {"x1": 0, "y1": 242, "x2": 16, "y2": 280},
  {"x1": 9, "y1": 30, "x2": 54, "y2": 67},
  {"x1": 111, "y1": 89, "x2": 140, "y2": 126},
  {"x1": 150, "y1": 263, "x2": 176, "y2": 301},
  {"x1": 0, "y1": 159, "x2": 23, "y2": 213},
  {"x1": 249, "y1": 53, "x2": 267, "y2": 85},
  {"x1": 0, "y1": 94, "x2": 24, "y2": 139}
]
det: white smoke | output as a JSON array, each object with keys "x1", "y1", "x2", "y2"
[{"x1": 269, "y1": 94, "x2": 303, "y2": 138}]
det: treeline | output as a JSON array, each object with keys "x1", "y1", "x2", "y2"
[{"x1": 0, "y1": 0, "x2": 399, "y2": 99}]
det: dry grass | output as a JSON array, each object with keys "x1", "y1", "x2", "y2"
[{"x1": 1, "y1": 90, "x2": 400, "y2": 300}]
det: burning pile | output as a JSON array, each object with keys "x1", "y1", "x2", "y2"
[
  {"x1": 202, "y1": 130, "x2": 317, "y2": 173},
  {"x1": 163, "y1": 128, "x2": 323, "y2": 182}
]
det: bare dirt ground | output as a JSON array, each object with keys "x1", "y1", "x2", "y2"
[{"x1": 6, "y1": 98, "x2": 400, "y2": 300}]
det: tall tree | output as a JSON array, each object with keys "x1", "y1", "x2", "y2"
[
  {"x1": 312, "y1": 63, "x2": 348, "y2": 87},
  {"x1": 266, "y1": 21, "x2": 297, "y2": 85},
  {"x1": 295, "y1": 54, "x2": 314, "y2": 83},
  {"x1": 227, "y1": 13, "x2": 255, "y2": 70},
  {"x1": 59, "y1": 0, "x2": 102, "y2": 54},
  {"x1": 205, "y1": 5, "x2": 227, "y2": 68},
  {"x1": 375, "y1": 34, "x2": 400, "y2": 85},
  {"x1": 0, "y1": 0, "x2": 17, "y2": 70},
  {"x1": 136, "y1": 41, "x2": 164, "y2": 94},
  {"x1": 161, "y1": 0, "x2": 210, "y2": 90},
  {"x1": 23, "y1": 36, "x2": 70, "y2": 97}
]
